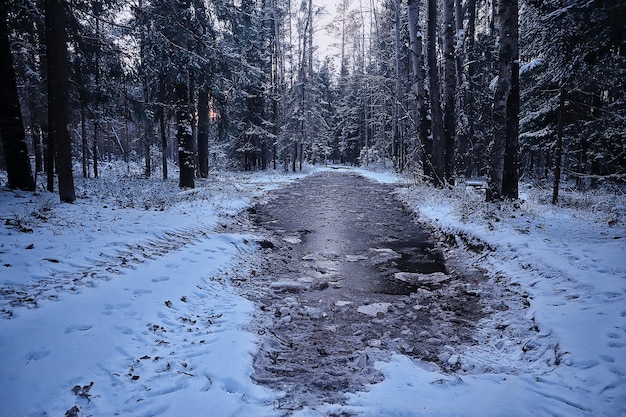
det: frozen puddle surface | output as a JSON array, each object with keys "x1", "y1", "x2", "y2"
[{"x1": 237, "y1": 171, "x2": 490, "y2": 410}]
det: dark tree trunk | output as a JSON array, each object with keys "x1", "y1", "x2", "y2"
[
  {"x1": 427, "y1": 0, "x2": 445, "y2": 186},
  {"x1": 176, "y1": 76, "x2": 194, "y2": 188},
  {"x1": 501, "y1": 56, "x2": 519, "y2": 199},
  {"x1": 33, "y1": 127, "x2": 43, "y2": 174},
  {"x1": 552, "y1": 88, "x2": 565, "y2": 204},
  {"x1": 80, "y1": 101, "x2": 88, "y2": 178},
  {"x1": 443, "y1": 0, "x2": 457, "y2": 183},
  {"x1": 197, "y1": 88, "x2": 209, "y2": 178},
  {"x1": 393, "y1": 0, "x2": 402, "y2": 172},
  {"x1": 0, "y1": 8, "x2": 35, "y2": 191},
  {"x1": 460, "y1": 0, "x2": 477, "y2": 178},
  {"x1": 45, "y1": 0, "x2": 75, "y2": 202},
  {"x1": 487, "y1": 0, "x2": 519, "y2": 201},
  {"x1": 408, "y1": 0, "x2": 432, "y2": 181},
  {"x1": 159, "y1": 107, "x2": 168, "y2": 180},
  {"x1": 92, "y1": 1, "x2": 102, "y2": 179}
]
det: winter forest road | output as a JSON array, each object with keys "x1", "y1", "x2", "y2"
[{"x1": 233, "y1": 168, "x2": 488, "y2": 411}]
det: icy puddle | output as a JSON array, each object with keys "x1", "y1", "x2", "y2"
[{"x1": 234, "y1": 171, "x2": 489, "y2": 409}]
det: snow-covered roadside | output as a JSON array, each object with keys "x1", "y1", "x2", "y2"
[
  {"x1": 310, "y1": 169, "x2": 625, "y2": 417},
  {"x1": 2, "y1": 163, "x2": 624, "y2": 417},
  {"x1": 0, "y1": 167, "x2": 311, "y2": 417}
]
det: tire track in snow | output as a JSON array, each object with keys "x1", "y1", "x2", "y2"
[{"x1": 0, "y1": 224, "x2": 218, "y2": 316}]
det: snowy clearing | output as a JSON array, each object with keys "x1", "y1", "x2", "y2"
[{"x1": 1, "y1": 164, "x2": 625, "y2": 417}]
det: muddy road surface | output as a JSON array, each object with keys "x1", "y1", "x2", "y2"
[{"x1": 232, "y1": 169, "x2": 487, "y2": 412}]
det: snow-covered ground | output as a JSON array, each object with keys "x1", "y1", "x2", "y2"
[{"x1": 1, "y1": 164, "x2": 624, "y2": 416}]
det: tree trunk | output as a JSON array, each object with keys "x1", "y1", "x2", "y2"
[
  {"x1": 393, "y1": 0, "x2": 403, "y2": 172},
  {"x1": 408, "y1": 0, "x2": 432, "y2": 181},
  {"x1": 80, "y1": 101, "x2": 88, "y2": 178},
  {"x1": 552, "y1": 88, "x2": 565, "y2": 204},
  {"x1": 176, "y1": 76, "x2": 194, "y2": 188},
  {"x1": 159, "y1": 106, "x2": 168, "y2": 180},
  {"x1": 443, "y1": 0, "x2": 457, "y2": 182},
  {"x1": 487, "y1": 0, "x2": 519, "y2": 201},
  {"x1": 197, "y1": 89, "x2": 209, "y2": 178},
  {"x1": 461, "y1": 0, "x2": 476, "y2": 178},
  {"x1": 427, "y1": 0, "x2": 445, "y2": 186},
  {"x1": 455, "y1": 0, "x2": 471, "y2": 179},
  {"x1": 0, "y1": 8, "x2": 35, "y2": 191},
  {"x1": 33, "y1": 127, "x2": 43, "y2": 174},
  {"x1": 45, "y1": 0, "x2": 75, "y2": 202},
  {"x1": 93, "y1": 1, "x2": 102, "y2": 179}
]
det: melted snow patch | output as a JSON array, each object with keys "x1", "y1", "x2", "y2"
[
  {"x1": 269, "y1": 281, "x2": 307, "y2": 293},
  {"x1": 283, "y1": 236, "x2": 302, "y2": 244},
  {"x1": 393, "y1": 272, "x2": 450, "y2": 286},
  {"x1": 357, "y1": 302, "x2": 392, "y2": 317}
]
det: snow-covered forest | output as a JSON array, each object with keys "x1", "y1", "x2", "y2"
[
  {"x1": 0, "y1": 0, "x2": 625, "y2": 416},
  {"x1": 1, "y1": 0, "x2": 624, "y2": 196}
]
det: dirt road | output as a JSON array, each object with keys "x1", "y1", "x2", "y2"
[{"x1": 235, "y1": 169, "x2": 486, "y2": 411}]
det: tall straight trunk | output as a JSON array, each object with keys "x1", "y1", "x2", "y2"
[
  {"x1": 176, "y1": 75, "x2": 194, "y2": 188},
  {"x1": 159, "y1": 107, "x2": 168, "y2": 180},
  {"x1": 92, "y1": 1, "x2": 101, "y2": 179},
  {"x1": 442, "y1": 0, "x2": 456, "y2": 182},
  {"x1": 460, "y1": 0, "x2": 476, "y2": 178},
  {"x1": 455, "y1": 0, "x2": 471, "y2": 178},
  {"x1": 487, "y1": 0, "x2": 519, "y2": 201},
  {"x1": 393, "y1": 0, "x2": 402, "y2": 171},
  {"x1": 175, "y1": 0, "x2": 194, "y2": 188},
  {"x1": 501, "y1": 51, "x2": 519, "y2": 198},
  {"x1": 0, "y1": 8, "x2": 35, "y2": 190},
  {"x1": 408, "y1": 0, "x2": 432, "y2": 180},
  {"x1": 80, "y1": 101, "x2": 88, "y2": 177},
  {"x1": 142, "y1": 75, "x2": 152, "y2": 178},
  {"x1": 552, "y1": 88, "x2": 565, "y2": 204},
  {"x1": 33, "y1": 127, "x2": 43, "y2": 174},
  {"x1": 45, "y1": 0, "x2": 75, "y2": 202},
  {"x1": 197, "y1": 89, "x2": 209, "y2": 178},
  {"x1": 427, "y1": 0, "x2": 445, "y2": 186}
]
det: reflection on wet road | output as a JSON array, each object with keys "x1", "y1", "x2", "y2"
[
  {"x1": 240, "y1": 169, "x2": 484, "y2": 410},
  {"x1": 253, "y1": 169, "x2": 447, "y2": 297}
]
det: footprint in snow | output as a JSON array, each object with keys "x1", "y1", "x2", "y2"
[
  {"x1": 25, "y1": 349, "x2": 50, "y2": 362},
  {"x1": 599, "y1": 354, "x2": 615, "y2": 363},
  {"x1": 133, "y1": 289, "x2": 153, "y2": 298},
  {"x1": 65, "y1": 324, "x2": 93, "y2": 333},
  {"x1": 151, "y1": 276, "x2": 170, "y2": 283}
]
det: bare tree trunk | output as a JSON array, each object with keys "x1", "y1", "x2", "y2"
[
  {"x1": 461, "y1": 0, "x2": 477, "y2": 178},
  {"x1": 80, "y1": 101, "x2": 88, "y2": 178},
  {"x1": 455, "y1": 0, "x2": 470, "y2": 179},
  {"x1": 176, "y1": 75, "x2": 194, "y2": 188},
  {"x1": 0, "y1": 7, "x2": 35, "y2": 190},
  {"x1": 393, "y1": 0, "x2": 403, "y2": 172},
  {"x1": 443, "y1": 0, "x2": 456, "y2": 182},
  {"x1": 408, "y1": 0, "x2": 432, "y2": 180},
  {"x1": 92, "y1": 1, "x2": 102, "y2": 179},
  {"x1": 142, "y1": 78, "x2": 152, "y2": 178},
  {"x1": 159, "y1": 106, "x2": 168, "y2": 180},
  {"x1": 197, "y1": 88, "x2": 209, "y2": 178},
  {"x1": 427, "y1": 0, "x2": 445, "y2": 186},
  {"x1": 45, "y1": 0, "x2": 75, "y2": 202},
  {"x1": 552, "y1": 88, "x2": 565, "y2": 204},
  {"x1": 487, "y1": 0, "x2": 519, "y2": 201}
]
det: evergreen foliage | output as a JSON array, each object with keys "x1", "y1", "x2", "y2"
[{"x1": 0, "y1": 0, "x2": 623, "y2": 195}]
